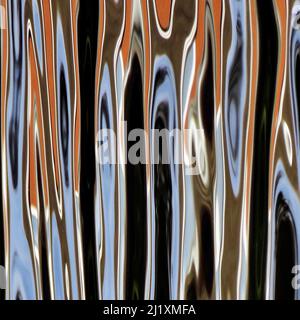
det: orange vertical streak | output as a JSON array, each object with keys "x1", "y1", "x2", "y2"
[
  {"x1": 71, "y1": 0, "x2": 80, "y2": 192},
  {"x1": 245, "y1": 0, "x2": 259, "y2": 235},
  {"x1": 28, "y1": 37, "x2": 39, "y2": 210},
  {"x1": 42, "y1": 0, "x2": 61, "y2": 198},
  {"x1": 154, "y1": 0, "x2": 172, "y2": 31},
  {"x1": 120, "y1": 0, "x2": 132, "y2": 68},
  {"x1": 95, "y1": 0, "x2": 105, "y2": 130},
  {"x1": 268, "y1": 0, "x2": 287, "y2": 211},
  {"x1": 1, "y1": 0, "x2": 9, "y2": 299},
  {"x1": 190, "y1": 0, "x2": 205, "y2": 100},
  {"x1": 211, "y1": 0, "x2": 222, "y2": 110},
  {"x1": 141, "y1": 0, "x2": 151, "y2": 128},
  {"x1": 28, "y1": 29, "x2": 50, "y2": 242}
]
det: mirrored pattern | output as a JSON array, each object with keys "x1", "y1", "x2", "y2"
[{"x1": 1, "y1": 0, "x2": 300, "y2": 300}]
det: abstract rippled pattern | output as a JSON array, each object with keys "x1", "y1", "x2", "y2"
[{"x1": 1, "y1": 0, "x2": 300, "y2": 300}]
